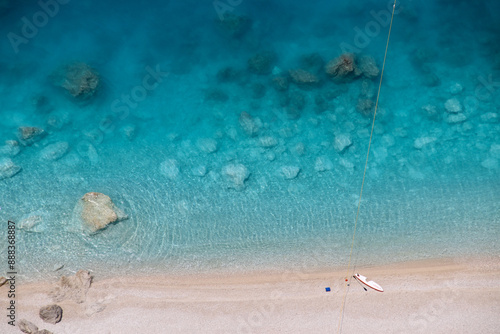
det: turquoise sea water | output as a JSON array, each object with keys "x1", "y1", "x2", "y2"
[{"x1": 0, "y1": 0, "x2": 499, "y2": 281}]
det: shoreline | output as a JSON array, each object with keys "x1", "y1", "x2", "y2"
[{"x1": 3, "y1": 255, "x2": 499, "y2": 333}]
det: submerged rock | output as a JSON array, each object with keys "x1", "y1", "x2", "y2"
[
  {"x1": 50, "y1": 270, "x2": 92, "y2": 304},
  {"x1": 40, "y1": 142, "x2": 69, "y2": 161},
  {"x1": 444, "y1": 98, "x2": 462, "y2": 113},
  {"x1": 413, "y1": 136, "x2": 437, "y2": 149},
  {"x1": 18, "y1": 126, "x2": 46, "y2": 146},
  {"x1": 39, "y1": 304, "x2": 63, "y2": 324},
  {"x1": 57, "y1": 63, "x2": 100, "y2": 100},
  {"x1": 480, "y1": 112, "x2": 498, "y2": 123},
  {"x1": 160, "y1": 159, "x2": 180, "y2": 179},
  {"x1": 356, "y1": 98, "x2": 375, "y2": 115},
  {"x1": 289, "y1": 69, "x2": 320, "y2": 87},
  {"x1": 279, "y1": 166, "x2": 300, "y2": 180},
  {"x1": 490, "y1": 144, "x2": 500, "y2": 159},
  {"x1": 196, "y1": 138, "x2": 218, "y2": 153},
  {"x1": 294, "y1": 142, "x2": 305, "y2": 156},
  {"x1": 47, "y1": 110, "x2": 70, "y2": 129},
  {"x1": 18, "y1": 210, "x2": 50, "y2": 233},
  {"x1": 446, "y1": 113, "x2": 467, "y2": 124},
  {"x1": 481, "y1": 157, "x2": 498, "y2": 170},
  {"x1": 74, "y1": 192, "x2": 127, "y2": 232},
  {"x1": 239, "y1": 112, "x2": 260, "y2": 137},
  {"x1": 265, "y1": 151, "x2": 276, "y2": 161},
  {"x1": 287, "y1": 92, "x2": 307, "y2": 119},
  {"x1": 191, "y1": 165, "x2": 207, "y2": 177},
  {"x1": 325, "y1": 53, "x2": 360, "y2": 79},
  {"x1": 258, "y1": 136, "x2": 278, "y2": 148},
  {"x1": 222, "y1": 163, "x2": 250, "y2": 190},
  {"x1": 248, "y1": 51, "x2": 276, "y2": 75},
  {"x1": 339, "y1": 157, "x2": 354, "y2": 170},
  {"x1": 18, "y1": 319, "x2": 38, "y2": 334},
  {"x1": 333, "y1": 134, "x2": 352, "y2": 153},
  {"x1": 0, "y1": 140, "x2": 21, "y2": 156},
  {"x1": 422, "y1": 71, "x2": 441, "y2": 87},
  {"x1": 421, "y1": 104, "x2": 439, "y2": 120},
  {"x1": 326, "y1": 53, "x2": 379, "y2": 81},
  {"x1": 271, "y1": 76, "x2": 289, "y2": 91},
  {"x1": 120, "y1": 125, "x2": 136, "y2": 141},
  {"x1": 315, "y1": 156, "x2": 333, "y2": 172},
  {"x1": 357, "y1": 55, "x2": 380, "y2": 78},
  {"x1": 449, "y1": 82, "x2": 463, "y2": 95},
  {"x1": 0, "y1": 157, "x2": 21, "y2": 180}
]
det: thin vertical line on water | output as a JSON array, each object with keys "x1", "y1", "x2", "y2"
[{"x1": 336, "y1": 1, "x2": 397, "y2": 333}]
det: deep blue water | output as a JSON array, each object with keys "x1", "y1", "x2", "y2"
[{"x1": 0, "y1": 0, "x2": 499, "y2": 281}]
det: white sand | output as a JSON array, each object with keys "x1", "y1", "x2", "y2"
[{"x1": 2, "y1": 256, "x2": 499, "y2": 334}]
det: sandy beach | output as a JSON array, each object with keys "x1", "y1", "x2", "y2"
[{"x1": 1, "y1": 256, "x2": 498, "y2": 334}]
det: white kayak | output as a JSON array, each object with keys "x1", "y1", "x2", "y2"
[{"x1": 353, "y1": 273, "x2": 384, "y2": 292}]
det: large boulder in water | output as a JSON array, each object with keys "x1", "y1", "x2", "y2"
[
  {"x1": 73, "y1": 192, "x2": 127, "y2": 233},
  {"x1": 325, "y1": 53, "x2": 360, "y2": 79},
  {"x1": 53, "y1": 62, "x2": 100, "y2": 100}
]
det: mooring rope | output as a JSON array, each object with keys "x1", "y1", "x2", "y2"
[{"x1": 336, "y1": 1, "x2": 397, "y2": 333}]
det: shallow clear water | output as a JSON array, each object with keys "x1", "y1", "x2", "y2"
[{"x1": 0, "y1": 0, "x2": 499, "y2": 281}]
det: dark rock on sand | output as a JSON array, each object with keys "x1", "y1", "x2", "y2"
[
  {"x1": 18, "y1": 319, "x2": 38, "y2": 334},
  {"x1": 50, "y1": 270, "x2": 92, "y2": 304},
  {"x1": 39, "y1": 304, "x2": 63, "y2": 324},
  {"x1": 0, "y1": 276, "x2": 7, "y2": 287}
]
